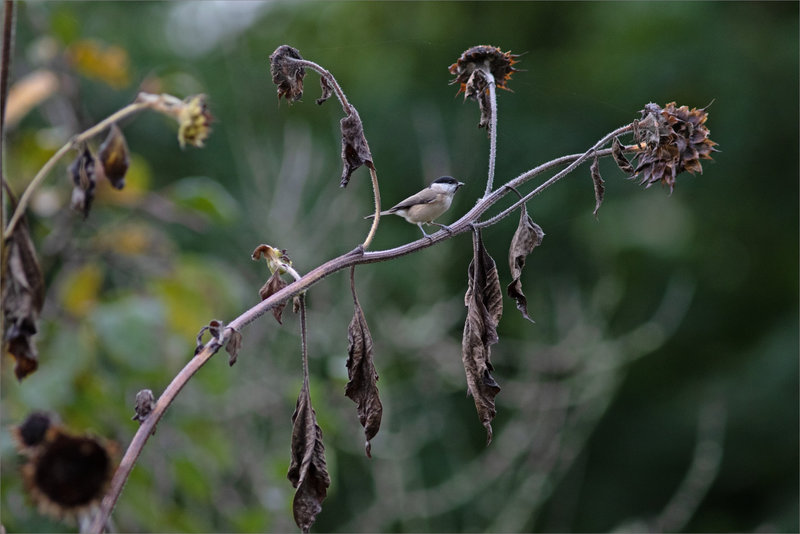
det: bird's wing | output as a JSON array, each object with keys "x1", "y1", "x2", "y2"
[{"x1": 389, "y1": 189, "x2": 437, "y2": 212}]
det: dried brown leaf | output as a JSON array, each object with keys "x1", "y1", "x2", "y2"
[
  {"x1": 269, "y1": 45, "x2": 305, "y2": 103},
  {"x1": 2, "y1": 206, "x2": 45, "y2": 380},
  {"x1": 287, "y1": 381, "x2": 330, "y2": 533},
  {"x1": 345, "y1": 269, "x2": 382, "y2": 457},
  {"x1": 97, "y1": 124, "x2": 129, "y2": 190},
  {"x1": 590, "y1": 155, "x2": 605, "y2": 218},
  {"x1": 339, "y1": 107, "x2": 373, "y2": 187},
  {"x1": 611, "y1": 137, "x2": 635, "y2": 175},
  {"x1": 259, "y1": 270, "x2": 289, "y2": 324},
  {"x1": 68, "y1": 146, "x2": 96, "y2": 219},
  {"x1": 462, "y1": 230, "x2": 503, "y2": 444},
  {"x1": 506, "y1": 205, "x2": 544, "y2": 323},
  {"x1": 316, "y1": 77, "x2": 333, "y2": 106},
  {"x1": 226, "y1": 329, "x2": 243, "y2": 367}
]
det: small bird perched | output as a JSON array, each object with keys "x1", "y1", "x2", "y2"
[{"x1": 366, "y1": 176, "x2": 465, "y2": 237}]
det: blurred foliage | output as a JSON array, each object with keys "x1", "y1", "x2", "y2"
[{"x1": 1, "y1": 1, "x2": 797, "y2": 533}]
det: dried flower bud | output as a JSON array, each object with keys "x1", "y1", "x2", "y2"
[
  {"x1": 269, "y1": 45, "x2": 306, "y2": 103},
  {"x1": 177, "y1": 94, "x2": 213, "y2": 148},
  {"x1": 97, "y1": 124, "x2": 130, "y2": 189},
  {"x1": 132, "y1": 389, "x2": 156, "y2": 424},
  {"x1": 68, "y1": 146, "x2": 97, "y2": 219},
  {"x1": 449, "y1": 45, "x2": 520, "y2": 96},
  {"x1": 632, "y1": 102, "x2": 718, "y2": 192}
]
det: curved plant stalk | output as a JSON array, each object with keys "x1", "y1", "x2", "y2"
[
  {"x1": 485, "y1": 74, "x2": 498, "y2": 198},
  {"x1": 87, "y1": 123, "x2": 645, "y2": 533}
]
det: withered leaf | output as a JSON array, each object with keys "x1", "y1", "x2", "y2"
[
  {"x1": 97, "y1": 124, "x2": 129, "y2": 189},
  {"x1": 345, "y1": 269, "x2": 382, "y2": 457},
  {"x1": 225, "y1": 329, "x2": 243, "y2": 367},
  {"x1": 507, "y1": 205, "x2": 544, "y2": 323},
  {"x1": 611, "y1": 137, "x2": 635, "y2": 175},
  {"x1": 68, "y1": 146, "x2": 96, "y2": 219},
  {"x1": 269, "y1": 45, "x2": 305, "y2": 103},
  {"x1": 590, "y1": 155, "x2": 605, "y2": 218},
  {"x1": 259, "y1": 270, "x2": 289, "y2": 324},
  {"x1": 462, "y1": 230, "x2": 503, "y2": 444},
  {"x1": 194, "y1": 319, "x2": 223, "y2": 355},
  {"x1": 464, "y1": 68, "x2": 492, "y2": 131},
  {"x1": 339, "y1": 107, "x2": 374, "y2": 187},
  {"x1": 2, "y1": 206, "x2": 45, "y2": 380},
  {"x1": 131, "y1": 389, "x2": 155, "y2": 423},
  {"x1": 287, "y1": 380, "x2": 330, "y2": 533},
  {"x1": 316, "y1": 77, "x2": 333, "y2": 106}
]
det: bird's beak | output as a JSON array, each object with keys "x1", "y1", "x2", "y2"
[{"x1": 457, "y1": 181, "x2": 465, "y2": 189}]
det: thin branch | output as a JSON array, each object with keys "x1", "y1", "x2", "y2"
[
  {"x1": 88, "y1": 122, "x2": 639, "y2": 533},
  {"x1": 1, "y1": 0, "x2": 15, "y2": 231}
]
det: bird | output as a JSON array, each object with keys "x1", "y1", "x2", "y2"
[{"x1": 365, "y1": 176, "x2": 465, "y2": 237}]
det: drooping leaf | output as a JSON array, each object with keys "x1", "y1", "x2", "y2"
[
  {"x1": 462, "y1": 230, "x2": 503, "y2": 444},
  {"x1": 225, "y1": 329, "x2": 243, "y2": 367},
  {"x1": 288, "y1": 296, "x2": 330, "y2": 533},
  {"x1": 590, "y1": 155, "x2": 605, "y2": 218},
  {"x1": 68, "y1": 146, "x2": 97, "y2": 219},
  {"x1": 339, "y1": 107, "x2": 373, "y2": 187},
  {"x1": 97, "y1": 123, "x2": 129, "y2": 189},
  {"x1": 269, "y1": 45, "x2": 305, "y2": 103},
  {"x1": 316, "y1": 77, "x2": 333, "y2": 106},
  {"x1": 2, "y1": 202, "x2": 45, "y2": 380},
  {"x1": 345, "y1": 267, "x2": 382, "y2": 457},
  {"x1": 506, "y1": 205, "x2": 544, "y2": 323},
  {"x1": 258, "y1": 270, "x2": 288, "y2": 324},
  {"x1": 611, "y1": 137, "x2": 635, "y2": 175}
]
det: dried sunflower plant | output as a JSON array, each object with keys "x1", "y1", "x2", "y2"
[{"x1": 1, "y1": 14, "x2": 718, "y2": 532}]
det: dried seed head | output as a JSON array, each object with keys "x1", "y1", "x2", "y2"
[
  {"x1": 21, "y1": 429, "x2": 114, "y2": 519},
  {"x1": 449, "y1": 45, "x2": 520, "y2": 96},
  {"x1": 632, "y1": 102, "x2": 718, "y2": 192},
  {"x1": 269, "y1": 45, "x2": 306, "y2": 103},
  {"x1": 177, "y1": 94, "x2": 213, "y2": 148},
  {"x1": 68, "y1": 146, "x2": 97, "y2": 219}
]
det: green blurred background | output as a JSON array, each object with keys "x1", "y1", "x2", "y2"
[{"x1": 1, "y1": 1, "x2": 797, "y2": 532}]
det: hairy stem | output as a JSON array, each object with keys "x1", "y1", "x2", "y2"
[
  {"x1": 88, "y1": 122, "x2": 639, "y2": 533},
  {"x1": 485, "y1": 70, "x2": 498, "y2": 198}
]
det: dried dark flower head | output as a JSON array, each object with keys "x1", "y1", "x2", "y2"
[
  {"x1": 178, "y1": 94, "x2": 213, "y2": 148},
  {"x1": 132, "y1": 389, "x2": 156, "y2": 424},
  {"x1": 449, "y1": 45, "x2": 520, "y2": 96},
  {"x1": 21, "y1": 430, "x2": 113, "y2": 519},
  {"x1": 14, "y1": 412, "x2": 57, "y2": 453},
  {"x1": 270, "y1": 45, "x2": 306, "y2": 103},
  {"x1": 68, "y1": 146, "x2": 97, "y2": 219},
  {"x1": 632, "y1": 102, "x2": 718, "y2": 192}
]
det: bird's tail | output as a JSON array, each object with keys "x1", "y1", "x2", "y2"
[{"x1": 364, "y1": 210, "x2": 392, "y2": 220}]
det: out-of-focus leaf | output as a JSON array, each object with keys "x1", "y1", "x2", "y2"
[
  {"x1": 507, "y1": 205, "x2": 544, "y2": 322},
  {"x1": 168, "y1": 176, "x2": 237, "y2": 224},
  {"x1": 2, "y1": 203, "x2": 45, "y2": 380},
  {"x1": 590, "y1": 155, "x2": 605, "y2": 218},
  {"x1": 65, "y1": 39, "x2": 130, "y2": 89},
  {"x1": 345, "y1": 268, "x2": 382, "y2": 457},
  {"x1": 339, "y1": 108, "x2": 374, "y2": 187},
  {"x1": 5, "y1": 70, "x2": 59, "y2": 129},
  {"x1": 462, "y1": 230, "x2": 503, "y2": 444},
  {"x1": 68, "y1": 146, "x2": 96, "y2": 219},
  {"x1": 97, "y1": 124, "x2": 130, "y2": 190},
  {"x1": 58, "y1": 262, "x2": 104, "y2": 318}
]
